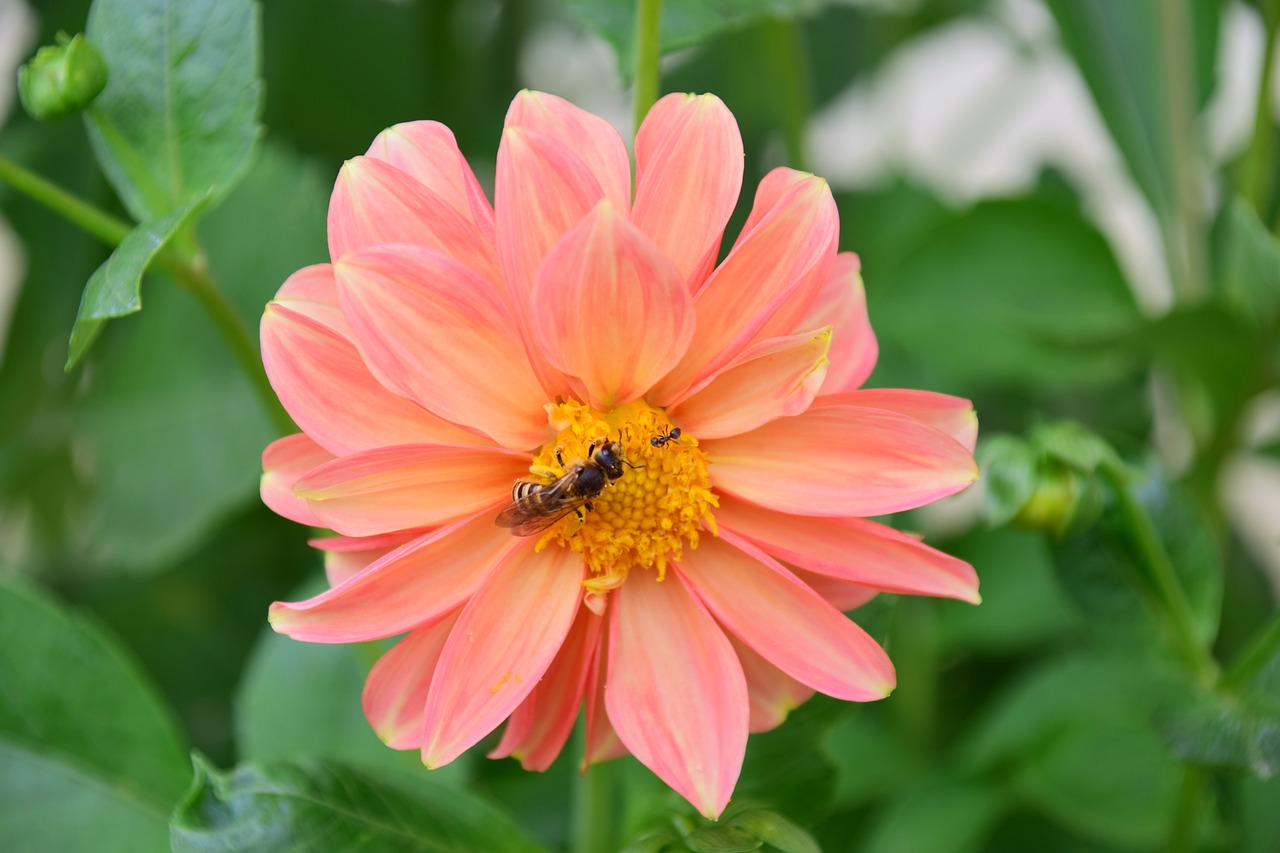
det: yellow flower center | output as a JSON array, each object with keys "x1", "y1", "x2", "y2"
[{"x1": 529, "y1": 399, "x2": 718, "y2": 593}]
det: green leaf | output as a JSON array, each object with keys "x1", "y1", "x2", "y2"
[
  {"x1": 976, "y1": 435, "x2": 1037, "y2": 527},
  {"x1": 564, "y1": 0, "x2": 826, "y2": 83},
  {"x1": 735, "y1": 698, "x2": 839, "y2": 825},
  {"x1": 0, "y1": 577, "x2": 189, "y2": 853},
  {"x1": 170, "y1": 758, "x2": 550, "y2": 853},
  {"x1": 727, "y1": 809, "x2": 820, "y2": 853},
  {"x1": 1043, "y1": 0, "x2": 1219, "y2": 219},
  {"x1": 867, "y1": 196, "x2": 1141, "y2": 392},
  {"x1": 65, "y1": 193, "x2": 210, "y2": 369},
  {"x1": 72, "y1": 145, "x2": 326, "y2": 572},
  {"x1": 684, "y1": 826, "x2": 762, "y2": 853},
  {"x1": 1160, "y1": 692, "x2": 1280, "y2": 779},
  {"x1": 862, "y1": 781, "x2": 1007, "y2": 853},
  {"x1": 85, "y1": 0, "x2": 262, "y2": 220},
  {"x1": 1219, "y1": 197, "x2": 1280, "y2": 328}
]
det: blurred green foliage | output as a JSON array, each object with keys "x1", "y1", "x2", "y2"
[{"x1": 2, "y1": 0, "x2": 1280, "y2": 851}]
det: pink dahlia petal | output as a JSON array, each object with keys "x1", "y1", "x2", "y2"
[
  {"x1": 490, "y1": 606, "x2": 604, "y2": 771},
  {"x1": 716, "y1": 495, "x2": 980, "y2": 603},
  {"x1": 651, "y1": 171, "x2": 838, "y2": 404},
  {"x1": 666, "y1": 327, "x2": 831, "y2": 437},
  {"x1": 262, "y1": 304, "x2": 484, "y2": 456},
  {"x1": 294, "y1": 443, "x2": 530, "y2": 537},
  {"x1": 328, "y1": 156, "x2": 501, "y2": 283},
  {"x1": 531, "y1": 201, "x2": 694, "y2": 408},
  {"x1": 607, "y1": 569, "x2": 748, "y2": 819},
  {"x1": 365, "y1": 121, "x2": 496, "y2": 242},
  {"x1": 261, "y1": 434, "x2": 332, "y2": 527},
  {"x1": 334, "y1": 246, "x2": 551, "y2": 450},
  {"x1": 504, "y1": 90, "x2": 631, "y2": 215},
  {"x1": 801, "y1": 253, "x2": 877, "y2": 394},
  {"x1": 814, "y1": 389, "x2": 979, "y2": 452},
  {"x1": 790, "y1": 567, "x2": 881, "y2": 611},
  {"x1": 583, "y1": 621, "x2": 627, "y2": 768},
  {"x1": 632, "y1": 93, "x2": 743, "y2": 288},
  {"x1": 273, "y1": 264, "x2": 354, "y2": 339},
  {"x1": 362, "y1": 609, "x2": 460, "y2": 749},
  {"x1": 705, "y1": 404, "x2": 978, "y2": 517},
  {"x1": 269, "y1": 514, "x2": 523, "y2": 643},
  {"x1": 727, "y1": 634, "x2": 814, "y2": 734},
  {"x1": 677, "y1": 533, "x2": 895, "y2": 702},
  {"x1": 421, "y1": 546, "x2": 585, "y2": 768},
  {"x1": 310, "y1": 530, "x2": 425, "y2": 588}
]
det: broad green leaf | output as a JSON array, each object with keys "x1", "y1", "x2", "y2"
[
  {"x1": 72, "y1": 146, "x2": 325, "y2": 572},
  {"x1": 169, "y1": 758, "x2": 550, "y2": 853},
  {"x1": 1240, "y1": 774, "x2": 1280, "y2": 853},
  {"x1": 1219, "y1": 197, "x2": 1280, "y2": 328},
  {"x1": 1160, "y1": 691, "x2": 1280, "y2": 779},
  {"x1": 65, "y1": 193, "x2": 211, "y2": 369},
  {"x1": 564, "y1": 0, "x2": 827, "y2": 84},
  {"x1": 976, "y1": 435, "x2": 1037, "y2": 527},
  {"x1": 685, "y1": 826, "x2": 762, "y2": 853},
  {"x1": 85, "y1": 0, "x2": 262, "y2": 220},
  {"x1": 735, "y1": 698, "x2": 840, "y2": 825},
  {"x1": 727, "y1": 809, "x2": 820, "y2": 853},
  {"x1": 0, "y1": 577, "x2": 189, "y2": 853},
  {"x1": 862, "y1": 781, "x2": 1007, "y2": 853},
  {"x1": 1043, "y1": 0, "x2": 1219, "y2": 220},
  {"x1": 823, "y1": 711, "x2": 915, "y2": 809},
  {"x1": 866, "y1": 196, "x2": 1141, "y2": 392}
]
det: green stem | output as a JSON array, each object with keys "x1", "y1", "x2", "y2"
[
  {"x1": 1222, "y1": 613, "x2": 1280, "y2": 691},
  {"x1": 1167, "y1": 766, "x2": 1204, "y2": 853},
  {"x1": 1158, "y1": 0, "x2": 1207, "y2": 302},
  {"x1": 0, "y1": 153, "x2": 131, "y2": 245},
  {"x1": 571, "y1": 750, "x2": 614, "y2": 853},
  {"x1": 1099, "y1": 460, "x2": 1218, "y2": 686},
  {"x1": 1241, "y1": 1, "x2": 1280, "y2": 211},
  {"x1": 761, "y1": 17, "x2": 810, "y2": 171},
  {"x1": 0, "y1": 154, "x2": 293, "y2": 436},
  {"x1": 632, "y1": 0, "x2": 663, "y2": 132}
]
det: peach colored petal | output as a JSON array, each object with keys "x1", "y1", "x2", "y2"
[
  {"x1": 705, "y1": 404, "x2": 978, "y2": 517},
  {"x1": 334, "y1": 246, "x2": 551, "y2": 450},
  {"x1": 583, "y1": 615, "x2": 627, "y2": 768},
  {"x1": 504, "y1": 90, "x2": 631, "y2": 215},
  {"x1": 310, "y1": 530, "x2": 426, "y2": 588},
  {"x1": 727, "y1": 634, "x2": 814, "y2": 734},
  {"x1": 530, "y1": 202, "x2": 694, "y2": 408},
  {"x1": 421, "y1": 546, "x2": 585, "y2": 768},
  {"x1": 490, "y1": 606, "x2": 603, "y2": 771},
  {"x1": 800, "y1": 253, "x2": 877, "y2": 394},
  {"x1": 362, "y1": 609, "x2": 460, "y2": 749},
  {"x1": 632, "y1": 93, "x2": 743, "y2": 287},
  {"x1": 365, "y1": 121, "x2": 496, "y2": 243},
  {"x1": 650, "y1": 172, "x2": 838, "y2": 404},
  {"x1": 678, "y1": 533, "x2": 895, "y2": 702},
  {"x1": 327, "y1": 156, "x2": 500, "y2": 283},
  {"x1": 789, "y1": 567, "x2": 881, "y2": 612},
  {"x1": 269, "y1": 513, "x2": 523, "y2": 643},
  {"x1": 607, "y1": 569, "x2": 747, "y2": 819},
  {"x1": 273, "y1": 264, "x2": 354, "y2": 340},
  {"x1": 666, "y1": 327, "x2": 831, "y2": 437},
  {"x1": 295, "y1": 443, "x2": 530, "y2": 537},
  {"x1": 814, "y1": 389, "x2": 979, "y2": 452},
  {"x1": 717, "y1": 495, "x2": 980, "y2": 603},
  {"x1": 262, "y1": 304, "x2": 484, "y2": 456},
  {"x1": 261, "y1": 434, "x2": 332, "y2": 527}
]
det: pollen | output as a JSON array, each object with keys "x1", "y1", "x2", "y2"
[{"x1": 530, "y1": 399, "x2": 718, "y2": 591}]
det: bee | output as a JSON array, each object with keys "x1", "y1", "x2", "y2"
[
  {"x1": 650, "y1": 426, "x2": 682, "y2": 448},
  {"x1": 495, "y1": 440, "x2": 628, "y2": 536}
]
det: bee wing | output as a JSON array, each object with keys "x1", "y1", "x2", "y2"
[{"x1": 494, "y1": 472, "x2": 590, "y2": 536}]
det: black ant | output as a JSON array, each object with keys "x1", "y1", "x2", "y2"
[{"x1": 650, "y1": 426, "x2": 682, "y2": 448}]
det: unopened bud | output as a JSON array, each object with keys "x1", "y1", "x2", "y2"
[{"x1": 17, "y1": 33, "x2": 108, "y2": 121}]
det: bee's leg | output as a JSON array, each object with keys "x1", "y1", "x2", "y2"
[
  {"x1": 529, "y1": 463, "x2": 560, "y2": 481},
  {"x1": 555, "y1": 448, "x2": 565, "y2": 467}
]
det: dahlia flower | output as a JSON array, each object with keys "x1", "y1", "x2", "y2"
[{"x1": 260, "y1": 90, "x2": 979, "y2": 818}]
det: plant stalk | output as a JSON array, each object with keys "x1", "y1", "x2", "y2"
[
  {"x1": 571, "y1": 748, "x2": 614, "y2": 853},
  {"x1": 632, "y1": 0, "x2": 663, "y2": 132}
]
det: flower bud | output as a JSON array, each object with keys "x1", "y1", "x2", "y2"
[{"x1": 17, "y1": 33, "x2": 108, "y2": 121}]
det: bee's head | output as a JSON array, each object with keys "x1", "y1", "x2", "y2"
[{"x1": 593, "y1": 441, "x2": 626, "y2": 479}]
